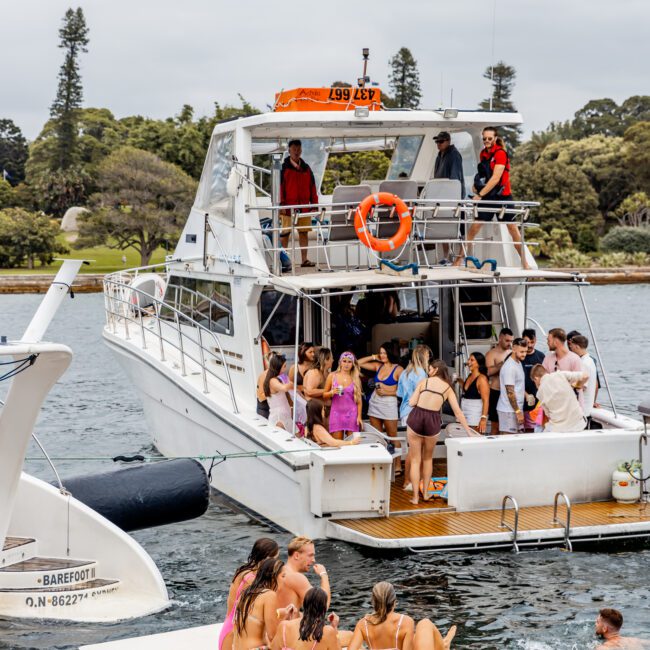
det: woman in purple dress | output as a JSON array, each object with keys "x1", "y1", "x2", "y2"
[{"x1": 323, "y1": 351, "x2": 363, "y2": 440}]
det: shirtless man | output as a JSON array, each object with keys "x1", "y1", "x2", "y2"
[
  {"x1": 596, "y1": 608, "x2": 647, "y2": 649},
  {"x1": 485, "y1": 328, "x2": 513, "y2": 434},
  {"x1": 276, "y1": 536, "x2": 330, "y2": 609}
]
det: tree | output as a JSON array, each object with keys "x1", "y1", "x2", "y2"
[
  {"x1": 511, "y1": 159, "x2": 602, "y2": 236},
  {"x1": 50, "y1": 7, "x2": 89, "y2": 170},
  {"x1": 623, "y1": 121, "x2": 650, "y2": 193},
  {"x1": 30, "y1": 167, "x2": 92, "y2": 218},
  {"x1": 388, "y1": 48, "x2": 421, "y2": 109},
  {"x1": 0, "y1": 180, "x2": 14, "y2": 209},
  {"x1": 614, "y1": 192, "x2": 650, "y2": 227},
  {"x1": 76, "y1": 147, "x2": 197, "y2": 266},
  {"x1": 0, "y1": 119, "x2": 28, "y2": 184},
  {"x1": 0, "y1": 208, "x2": 68, "y2": 269},
  {"x1": 516, "y1": 130, "x2": 559, "y2": 164},
  {"x1": 321, "y1": 151, "x2": 390, "y2": 195},
  {"x1": 570, "y1": 98, "x2": 620, "y2": 139},
  {"x1": 479, "y1": 61, "x2": 522, "y2": 150},
  {"x1": 539, "y1": 136, "x2": 634, "y2": 218}
]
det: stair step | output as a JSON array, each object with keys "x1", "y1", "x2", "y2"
[
  {"x1": 460, "y1": 301, "x2": 500, "y2": 306},
  {"x1": 462, "y1": 321, "x2": 502, "y2": 326},
  {"x1": 0, "y1": 578, "x2": 120, "y2": 617},
  {"x1": 0, "y1": 557, "x2": 98, "y2": 589},
  {"x1": 0, "y1": 538, "x2": 37, "y2": 568},
  {"x1": 2, "y1": 537, "x2": 35, "y2": 552}
]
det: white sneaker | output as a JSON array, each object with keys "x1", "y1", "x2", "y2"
[{"x1": 403, "y1": 482, "x2": 413, "y2": 492}]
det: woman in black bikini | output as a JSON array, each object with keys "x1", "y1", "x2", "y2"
[
  {"x1": 460, "y1": 352, "x2": 490, "y2": 434},
  {"x1": 406, "y1": 360, "x2": 473, "y2": 505},
  {"x1": 289, "y1": 342, "x2": 316, "y2": 397}
]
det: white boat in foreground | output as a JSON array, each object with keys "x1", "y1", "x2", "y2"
[
  {"x1": 0, "y1": 261, "x2": 169, "y2": 622},
  {"x1": 101, "y1": 89, "x2": 650, "y2": 552},
  {"x1": 80, "y1": 623, "x2": 222, "y2": 650}
]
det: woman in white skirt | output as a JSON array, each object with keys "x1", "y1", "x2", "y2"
[
  {"x1": 264, "y1": 354, "x2": 294, "y2": 431},
  {"x1": 460, "y1": 352, "x2": 490, "y2": 434},
  {"x1": 359, "y1": 343, "x2": 403, "y2": 473}
]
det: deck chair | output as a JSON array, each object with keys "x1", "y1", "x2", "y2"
[
  {"x1": 417, "y1": 179, "x2": 463, "y2": 265},
  {"x1": 322, "y1": 184, "x2": 372, "y2": 269},
  {"x1": 375, "y1": 180, "x2": 419, "y2": 241}
]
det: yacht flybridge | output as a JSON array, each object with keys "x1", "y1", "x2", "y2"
[{"x1": 102, "y1": 90, "x2": 650, "y2": 551}]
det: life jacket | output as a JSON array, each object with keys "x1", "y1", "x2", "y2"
[{"x1": 474, "y1": 146, "x2": 510, "y2": 199}]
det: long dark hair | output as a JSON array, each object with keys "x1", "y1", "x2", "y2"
[
  {"x1": 470, "y1": 352, "x2": 488, "y2": 378},
  {"x1": 380, "y1": 341, "x2": 400, "y2": 365},
  {"x1": 234, "y1": 558, "x2": 283, "y2": 635},
  {"x1": 264, "y1": 354, "x2": 285, "y2": 398},
  {"x1": 430, "y1": 359, "x2": 453, "y2": 386},
  {"x1": 299, "y1": 587, "x2": 328, "y2": 643},
  {"x1": 305, "y1": 399, "x2": 326, "y2": 440},
  {"x1": 233, "y1": 538, "x2": 279, "y2": 582},
  {"x1": 298, "y1": 342, "x2": 315, "y2": 364}
]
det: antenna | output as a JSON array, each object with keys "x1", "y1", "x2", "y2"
[
  {"x1": 359, "y1": 48, "x2": 370, "y2": 88},
  {"x1": 489, "y1": 0, "x2": 497, "y2": 111}
]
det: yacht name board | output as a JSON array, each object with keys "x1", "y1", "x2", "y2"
[{"x1": 43, "y1": 567, "x2": 96, "y2": 586}]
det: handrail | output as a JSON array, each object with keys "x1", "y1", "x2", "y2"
[
  {"x1": 499, "y1": 494, "x2": 520, "y2": 553},
  {"x1": 31, "y1": 433, "x2": 65, "y2": 492},
  {"x1": 552, "y1": 491, "x2": 573, "y2": 551},
  {"x1": 103, "y1": 277, "x2": 239, "y2": 413}
]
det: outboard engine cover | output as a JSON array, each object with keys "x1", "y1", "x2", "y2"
[{"x1": 61, "y1": 459, "x2": 210, "y2": 531}]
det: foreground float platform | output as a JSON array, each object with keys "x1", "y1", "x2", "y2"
[{"x1": 80, "y1": 623, "x2": 221, "y2": 649}]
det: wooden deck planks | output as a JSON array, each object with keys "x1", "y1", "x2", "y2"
[
  {"x1": 334, "y1": 501, "x2": 650, "y2": 539},
  {"x1": 1, "y1": 537, "x2": 35, "y2": 551},
  {"x1": 389, "y1": 483, "x2": 449, "y2": 513}
]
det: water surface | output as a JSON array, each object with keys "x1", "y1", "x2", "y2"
[{"x1": 0, "y1": 285, "x2": 649, "y2": 649}]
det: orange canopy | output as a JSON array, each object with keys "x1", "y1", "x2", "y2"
[{"x1": 274, "y1": 87, "x2": 382, "y2": 112}]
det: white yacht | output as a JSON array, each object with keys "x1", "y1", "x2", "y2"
[
  {"x1": 0, "y1": 262, "x2": 169, "y2": 621},
  {"x1": 102, "y1": 90, "x2": 649, "y2": 551}
]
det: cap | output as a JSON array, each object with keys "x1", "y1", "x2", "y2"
[{"x1": 434, "y1": 131, "x2": 451, "y2": 143}]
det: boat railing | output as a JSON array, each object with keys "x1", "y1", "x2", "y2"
[
  {"x1": 499, "y1": 494, "x2": 520, "y2": 553},
  {"x1": 552, "y1": 491, "x2": 573, "y2": 551},
  {"x1": 246, "y1": 197, "x2": 540, "y2": 274},
  {"x1": 103, "y1": 274, "x2": 239, "y2": 413}
]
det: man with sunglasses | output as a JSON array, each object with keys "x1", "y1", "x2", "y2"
[{"x1": 453, "y1": 126, "x2": 529, "y2": 269}]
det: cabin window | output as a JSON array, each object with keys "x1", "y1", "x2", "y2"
[
  {"x1": 196, "y1": 132, "x2": 234, "y2": 219},
  {"x1": 429, "y1": 131, "x2": 477, "y2": 196},
  {"x1": 161, "y1": 275, "x2": 234, "y2": 336},
  {"x1": 260, "y1": 290, "x2": 302, "y2": 346},
  {"x1": 387, "y1": 136, "x2": 424, "y2": 179}
]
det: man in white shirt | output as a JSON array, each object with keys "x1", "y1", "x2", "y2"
[
  {"x1": 496, "y1": 337, "x2": 527, "y2": 434},
  {"x1": 530, "y1": 364, "x2": 589, "y2": 433},
  {"x1": 568, "y1": 334, "x2": 599, "y2": 425}
]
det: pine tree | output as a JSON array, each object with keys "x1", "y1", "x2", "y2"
[
  {"x1": 388, "y1": 48, "x2": 421, "y2": 109},
  {"x1": 479, "y1": 61, "x2": 522, "y2": 151},
  {"x1": 50, "y1": 7, "x2": 89, "y2": 170}
]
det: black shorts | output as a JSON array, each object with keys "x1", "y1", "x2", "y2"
[
  {"x1": 488, "y1": 388, "x2": 500, "y2": 422},
  {"x1": 477, "y1": 195, "x2": 514, "y2": 222}
]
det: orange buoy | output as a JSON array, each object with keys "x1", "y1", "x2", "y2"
[{"x1": 354, "y1": 192, "x2": 412, "y2": 252}]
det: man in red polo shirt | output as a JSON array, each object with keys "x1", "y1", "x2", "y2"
[
  {"x1": 454, "y1": 126, "x2": 529, "y2": 269},
  {"x1": 280, "y1": 139, "x2": 318, "y2": 268}
]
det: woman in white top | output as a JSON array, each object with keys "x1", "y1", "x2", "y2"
[{"x1": 264, "y1": 354, "x2": 294, "y2": 431}]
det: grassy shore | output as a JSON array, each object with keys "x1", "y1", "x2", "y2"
[{"x1": 0, "y1": 243, "x2": 168, "y2": 275}]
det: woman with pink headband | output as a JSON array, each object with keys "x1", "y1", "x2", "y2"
[{"x1": 323, "y1": 351, "x2": 363, "y2": 439}]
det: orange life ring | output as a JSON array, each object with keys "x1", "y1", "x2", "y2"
[
  {"x1": 261, "y1": 337, "x2": 271, "y2": 369},
  {"x1": 354, "y1": 192, "x2": 412, "y2": 252}
]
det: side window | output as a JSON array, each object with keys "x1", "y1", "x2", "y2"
[
  {"x1": 260, "y1": 290, "x2": 302, "y2": 346},
  {"x1": 387, "y1": 136, "x2": 424, "y2": 179},
  {"x1": 196, "y1": 132, "x2": 234, "y2": 218},
  {"x1": 161, "y1": 275, "x2": 234, "y2": 336}
]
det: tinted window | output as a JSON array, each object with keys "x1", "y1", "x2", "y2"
[{"x1": 260, "y1": 290, "x2": 302, "y2": 346}]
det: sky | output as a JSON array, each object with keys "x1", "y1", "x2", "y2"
[{"x1": 2, "y1": 0, "x2": 648, "y2": 142}]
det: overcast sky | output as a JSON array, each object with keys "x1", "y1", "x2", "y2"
[{"x1": 2, "y1": 0, "x2": 648, "y2": 141}]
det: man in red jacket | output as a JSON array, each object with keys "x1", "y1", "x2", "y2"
[{"x1": 280, "y1": 140, "x2": 318, "y2": 268}]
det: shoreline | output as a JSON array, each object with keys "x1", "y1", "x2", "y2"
[{"x1": 0, "y1": 267, "x2": 649, "y2": 294}]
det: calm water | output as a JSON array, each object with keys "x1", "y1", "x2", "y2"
[{"x1": 0, "y1": 285, "x2": 649, "y2": 649}]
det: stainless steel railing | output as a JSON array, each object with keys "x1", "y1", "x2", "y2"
[
  {"x1": 247, "y1": 197, "x2": 540, "y2": 273},
  {"x1": 103, "y1": 275, "x2": 239, "y2": 413}
]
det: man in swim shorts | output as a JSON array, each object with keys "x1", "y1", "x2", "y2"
[
  {"x1": 485, "y1": 328, "x2": 513, "y2": 434},
  {"x1": 275, "y1": 536, "x2": 330, "y2": 609}
]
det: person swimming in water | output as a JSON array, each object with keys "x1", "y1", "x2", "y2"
[{"x1": 596, "y1": 608, "x2": 647, "y2": 649}]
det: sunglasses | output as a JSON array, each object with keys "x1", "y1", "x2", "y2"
[{"x1": 482, "y1": 137, "x2": 495, "y2": 141}]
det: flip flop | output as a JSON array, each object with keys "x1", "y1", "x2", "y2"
[{"x1": 301, "y1": 259, "x2": 316, "y2": 267}]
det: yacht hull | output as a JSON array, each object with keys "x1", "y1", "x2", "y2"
[{"x1": 104, "y1": 332, "x2": 327, "y2": 539}]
